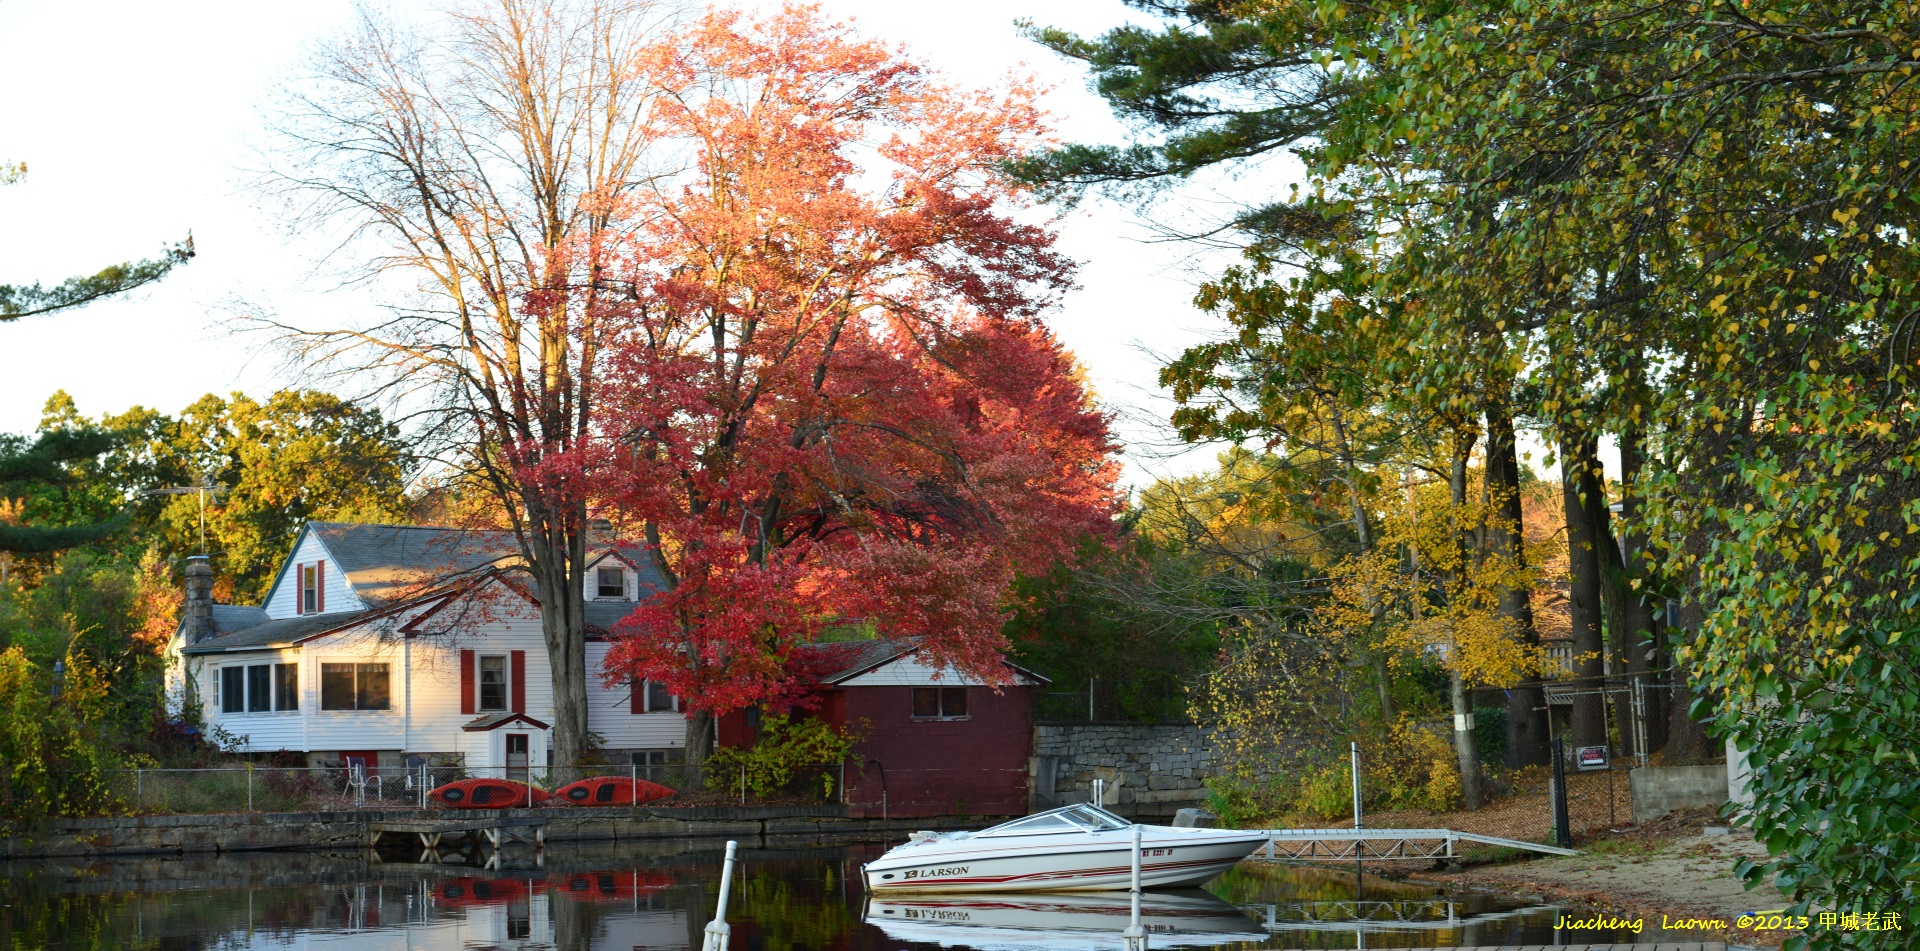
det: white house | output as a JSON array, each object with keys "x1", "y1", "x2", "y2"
[{"x1": 168, "y1": 521, "x2": 688, "y2": 773}]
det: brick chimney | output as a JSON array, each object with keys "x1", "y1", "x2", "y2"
[{"x1": 182, "y1": 556, "x2": 216, "y2": 644}]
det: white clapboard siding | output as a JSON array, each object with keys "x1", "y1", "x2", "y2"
[
  {"x1": 202, "y1": 647, "x2": 308, "y2": 753},
  {"x1": 302, "y1": 626, "x2": 409, "y2": 751},
  {"x1": 837, "y1": 653, "x2": 1040, "y2": 688},
  {"x1": 584, "y1": 641, "x2": 687, "y2": 750},
  {"x1": 404, "y1": 593, "x2": 554, "y2": 755},
  {"x1": 263, "y1": 530, "x2": 363, "y2": 620}
]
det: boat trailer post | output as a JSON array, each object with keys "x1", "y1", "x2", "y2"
[
  {"x1": 1122, "y1": 824, "x2": 1146, "y2": 950},
  {"x1": 701, "y1": 840, "x2": 739, "y2": 951}
]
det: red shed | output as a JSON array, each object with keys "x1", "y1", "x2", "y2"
[{"x1": 717, "y1": 639, "x2": 1046, "y2": 819}]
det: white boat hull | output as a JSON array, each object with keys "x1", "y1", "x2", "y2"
[{"x1": 863, "y1": 826, "x2": 1268, "y2": 893}]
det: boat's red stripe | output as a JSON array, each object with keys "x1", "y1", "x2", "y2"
[{"x1": 870, "y1": 854, "x2": 1237, "y2": 888}]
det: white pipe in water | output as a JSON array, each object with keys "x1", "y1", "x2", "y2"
[
  {"x1": 701, "y1": 840, "x2": 739, "y2": 951},
  {"x1": 1122, "y1": 824, "x2": 1146, "y2": 950}
]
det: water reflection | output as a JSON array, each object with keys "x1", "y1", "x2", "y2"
[
  {"x1": 0, "y1": 838, "x2": 1631, "y2": 950},
  {"x1": 867, "y1": 890, "x2": 1268, "y2": 949}
]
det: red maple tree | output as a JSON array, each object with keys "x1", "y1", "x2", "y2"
[{"x1": 589, "y1": 5, "x2": 1120, "y2": 755}]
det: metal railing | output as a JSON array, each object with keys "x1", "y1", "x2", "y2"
[{"x1": 107, "y1": 761, "x2": 860, "y2": 816}]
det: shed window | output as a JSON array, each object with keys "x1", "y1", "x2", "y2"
[
  {"x1": 596, "y1": 566, "x2": 625, "y2": 599},
  {"x1": 478, "y1": 655, "x2": 508, "y2": 711},
  {"x1": 320, "y1": 663, "x2": 392, "y2": 711},
  {"x1": 910, "y1": 686, "x2": 968, "y2": 720}
]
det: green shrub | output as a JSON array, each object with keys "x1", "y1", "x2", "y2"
[{"x1": 705, "y1": 715, "x2": 863, "y2": 800}]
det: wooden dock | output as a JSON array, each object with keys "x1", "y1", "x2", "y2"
[{"x1": 368, "y1": 816, "x2": 546, "y2": 851}]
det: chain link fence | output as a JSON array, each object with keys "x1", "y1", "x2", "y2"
[{"x1": 111, "y1": 761, "x2": 858, "y2": 816}]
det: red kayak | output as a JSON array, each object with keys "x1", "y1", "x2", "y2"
[
  {"x1": 429, "y1": 778, "x2": 552, "y2": 809},
  {"x1": 555, "y1": 870, "x2": 673, "y2": 903},
  {"x1": 553, "y1": 775, "x2": 676, "y2": 806},
  {"x1": 435, "y1": 876, "x2": 543, "y2": 907}
]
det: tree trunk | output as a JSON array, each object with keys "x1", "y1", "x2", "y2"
[
  {"x1": 1561, "y1": 427, "x2": 1609, "y2": 749},
  {"x1": 685, "y1": 709, "x2": 715, "y2": 765},
  {"x1": 1486, "y1": 403, "x2": 1549, "y2": 767},
  {"x1": 1450, "y1": 668, "x2": 1482, "y2": 809},
  {"x1": 1448, "y1": 429, "x2": 1483, "y2": 809},
  {"x1": 532, "y1": 508, "x2": 591, "y2": 775},
  {"x1": 1664, "y1": 600, "x2": 1716, "y2": 762},
  {"x1": 1598, "y1": 423, "x2": 1660, "y2": 758}
]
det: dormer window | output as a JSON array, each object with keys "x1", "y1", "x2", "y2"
[
  {"x1": 596, "y1": 566, "x2": 625, "y2": 599},
  {"x1": 298, "y1": 562, "x2": 325, "y2": 614}
]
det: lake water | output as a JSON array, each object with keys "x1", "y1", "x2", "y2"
[{"x1": 0, "y1": 836, "x2": 1639, "y2": 949}]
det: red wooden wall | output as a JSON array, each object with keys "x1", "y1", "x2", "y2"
[
  {"x1": 841, "y1": 684, "x2": 1032, "y2": 818},
  {"x1": 716, "y1": 684, "x2": 1034, "y2": 818}
]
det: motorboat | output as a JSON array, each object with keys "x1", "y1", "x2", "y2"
[
  {"x1": 861, "y1": 803, "x2": 1269, "y2": 893},
  {"x1": 865, "y1": 889, "x2": 1269, "y2": 949}
]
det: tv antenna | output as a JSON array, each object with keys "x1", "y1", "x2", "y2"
[{"x1": 143, "y1": 479, "x2": 228, "y2": 555}]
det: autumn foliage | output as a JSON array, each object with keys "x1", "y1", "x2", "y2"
[{"x1": 591, "y1": 7, "x2": 1120, "y2": 722}]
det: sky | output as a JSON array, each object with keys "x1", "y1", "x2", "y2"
[{"x1": 0, "y1": 0, "x2": 1274, "y2": 489}]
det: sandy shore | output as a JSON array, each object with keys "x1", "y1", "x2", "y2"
[{"x1": 1408, "y1": 831, "x2": 1797, "y2": 948}]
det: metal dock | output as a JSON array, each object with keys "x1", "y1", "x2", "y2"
[{"x1": 1253, "y1": 827, "x2": 1580, "y2": 861}]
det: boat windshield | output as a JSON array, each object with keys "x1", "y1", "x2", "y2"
[{"x1": 976, "y1": 805, "x2": 1133, "y2": 837}]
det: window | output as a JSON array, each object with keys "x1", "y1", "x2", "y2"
[
  {"x1": 274, "y1": 663, "x2": 298, "y2": 711},
  {"x1": 506, "y1": 733, "x2": 530, "y2": 783},
  {"x1": 320, "y1": 663, "x2": 392, "y2": 711},
  {"x1": 247, "y1": 665, "x2": 271, "y2": 712},
  {"x1": 910, "y1": 686, "x2": 968, "y2": 720},
  {"x1": 645, "y1": 680, "x2": 677, "y2": 713},
  {"x1": 220, "y1": 663, "x2": 300, "y2": 714},
  {"x1": 300, "y1": 564, "x2": 319, "y2": 613},
  {"x1": 596, "y1": 566, "x2": 625, "y2": 598},
  {"x1": 479, "y1": 655, "x2": 508, "y2": 711},
  {"x1": 220, "y1": 666, "x2": 244, "y2": 714},
  {"x1": 629, "y1": 678, "x2": 679, "y2": 714}
]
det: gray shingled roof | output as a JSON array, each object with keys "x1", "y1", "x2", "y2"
[
  {"x1": 583, "y1": 600, "x2": 642, "y2": 634},
  {"x1": 189, "y1": 521, "x2": 674, "y2": 651},
  {"x1": 183, "y1": 610, "x2": 374, "y2": 654},
  {"x1": 211, "y1": 604, "x2": 268, "y2": 634},
  {"x1": 307, "y1": 522, "x2": 521, "y2": 605},
  {"x1": 800, "y1": 638, "x2": 919, "y2": 683}
]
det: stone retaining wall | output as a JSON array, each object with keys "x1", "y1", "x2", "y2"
[
  {"x1": 1030, "y1": 722, "x2": 1215, "y2": 818},
  {"x1": 0, "y1": 805, "x2": 984, "y2": 860},
  {"x1": 1629, "y1": 764, "x2": 1730, "y2": 823}
]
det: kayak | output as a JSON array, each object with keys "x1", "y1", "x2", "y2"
[
  {"x1": 429, "y1": 777, "x2": 551, "y2": 808},
  {"x1": 553, "y1": 775, "x2": 676, "y2": 806}
]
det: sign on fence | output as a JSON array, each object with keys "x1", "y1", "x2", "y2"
[{"x1": 1574, "y1": 745, "x2": 1610, "y2": 771}]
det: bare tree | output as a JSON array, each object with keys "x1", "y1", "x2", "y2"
[{"x1": 260, "y1": 0, "x2": 672, "y2": 768}]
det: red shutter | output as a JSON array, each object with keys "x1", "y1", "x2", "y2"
[
  {"x1": 294, "y1": 563, "x2": 304, "y2": 615},
  {"x1": 511, "y1": 650, "x2": 526, "y2": 714},
  {"x1": 630, "y1": 678, "x2": 644, "y2": 714},
  {"x1": 460, "y1": 649, "x2": 475, "y2": 714},
  {"x1": 317, "y1": 560, "x2": 325, "y2": 611}
]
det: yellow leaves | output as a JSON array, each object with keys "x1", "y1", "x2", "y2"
[
  {"x1": 1709, "y1": 293, "x2": 1730, "y2": 314},
  {"x1": 1814, "y1": 255, "x2": 1829, "y2": 265},
  {"x1": 1810, "y1": 359, "x2": 1822, "y2": 371}
]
